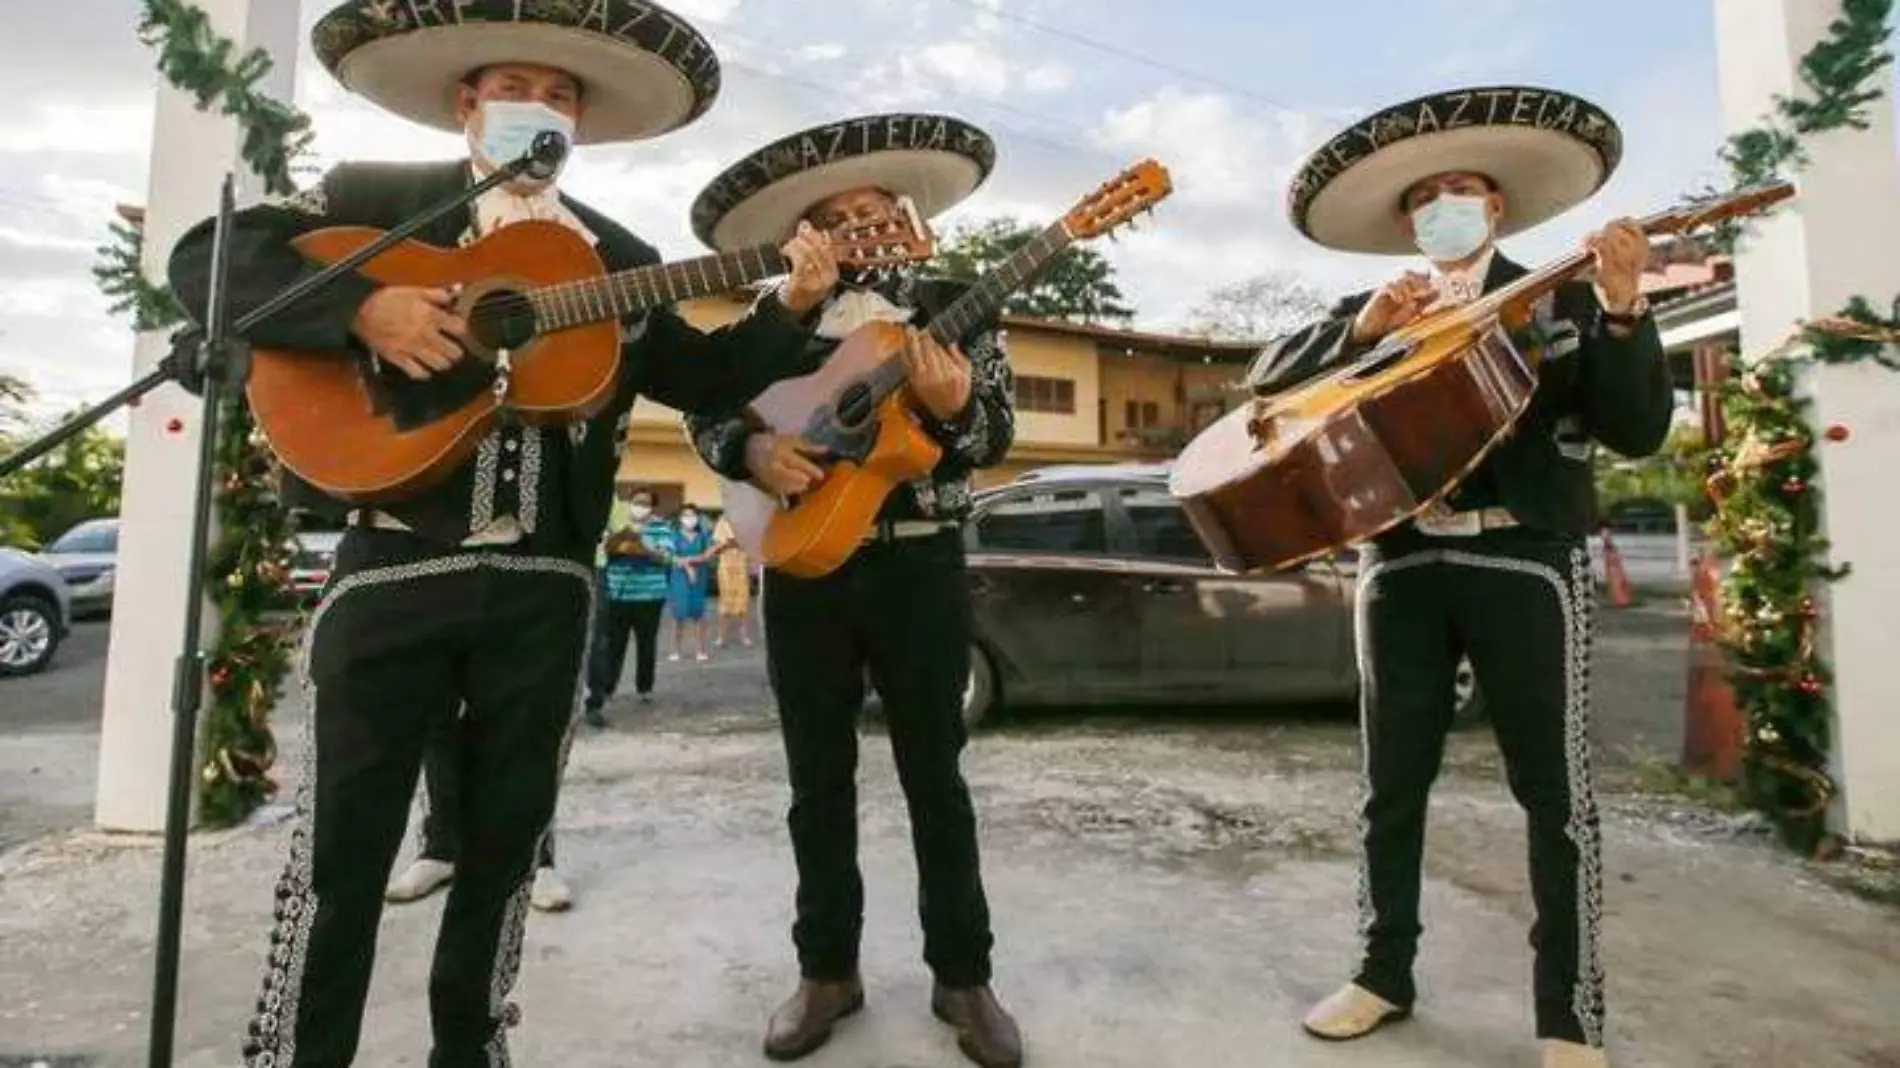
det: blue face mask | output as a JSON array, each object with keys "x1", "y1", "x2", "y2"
[
  {"x1": 1410, "y1": 193, "x2": 1493, "y2": 263},
  {"x1": 472, "y1": 100, "x2": 575, "y2": 181}
]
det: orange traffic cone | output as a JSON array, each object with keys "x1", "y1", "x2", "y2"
[
  {"x1": 1599, "y1": 528, "x2": 1633, "y2": 608},
  {"x1": 1681, "y1": 552, "x2": 1744, "y2": 781}
]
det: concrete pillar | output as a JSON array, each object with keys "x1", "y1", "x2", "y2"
[
  {"x1": 94, "y1": 0, "x2": 301, "y2": 832},
  {"x1": 1713, "y1": 0, "x2": 1900, "y2": 843}
]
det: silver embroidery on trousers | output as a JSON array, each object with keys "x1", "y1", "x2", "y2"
[
  {"x1": 1349, "y1": 545, "x2": 1604, "y2": 1048},
  {"x1": 471, "y1": 432, "x2": 502, "y2": 532},
  {"x1": 242, "y1": 552, "x2": 592, "y2": 1067},
  {"x1": 518, "y1": 430, "x2": 544, "y2": 534}
]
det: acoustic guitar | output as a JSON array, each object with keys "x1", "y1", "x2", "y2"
[
  {"x1": 247, "y1": 208, "x2": 934, "y2": 504},
  {"x1": 719, "y1": 159, "x2": 1175, "y2": 578},
  {"x1": 1169, "y1": 181, "x2": 1796, "y2": 575}
]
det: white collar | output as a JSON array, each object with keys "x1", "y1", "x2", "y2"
[
  {"x1": 1428, "y1": 245, "x2": 1495, "y2": 308},
  {"x1": 465, "y1": 163, "x2": 597, "y2": 246},
  {"x1": 813, "y1": 286, "x2": 912, "y2": 340}
]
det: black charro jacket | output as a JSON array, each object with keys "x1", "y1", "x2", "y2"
[{"x1": 166, "y1": 159, "x2": 820, "y2": 561}]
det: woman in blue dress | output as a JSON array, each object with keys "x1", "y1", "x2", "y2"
[{"x1": 666, "y1": 503, "x2": 717, "y2": 661}]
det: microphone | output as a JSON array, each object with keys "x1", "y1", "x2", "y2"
[{"x1": 520, "y1": 129, "x2": 570, "y2": 181}]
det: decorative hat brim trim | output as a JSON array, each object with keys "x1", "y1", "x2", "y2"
[{"x1": 691, "y1": 115, "x2": 996, "y2": 251}]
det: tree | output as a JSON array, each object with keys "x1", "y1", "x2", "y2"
[
  {"x1": 0, "y1": 378, "x2": 124, "y2": 550},
  {"x1": 1594, "y1": 422, "x2": 1710, "y2": 522},
  {"x1": 933, "y1": 217, "x2": 1135, "y2": 324},
  {"x1": 1183, "y1": 270, "x2": 1332, "y2": 342}
]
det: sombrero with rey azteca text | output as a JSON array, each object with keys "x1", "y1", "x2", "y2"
[
  {"x1": 690, "y1": 113, "x2": 997, "y2": 251},
  {"x1": 1287, "y1": 85, "x2": 1624, "y2": 255},
  {"x1": 310, "y1": 0, "x2": 722, "y2": 144}
]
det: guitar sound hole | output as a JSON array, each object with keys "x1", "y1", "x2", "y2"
[
  {"x1": 835, "y1": 382, "x2": 874, "y2": 427},
  {"x1": 469, "y1": 288, "x2": 539, "y2": 353}
]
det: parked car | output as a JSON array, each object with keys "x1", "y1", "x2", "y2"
[
  {"x1": 289, "y1": 528, "x2": 345, "y2": 605},
  {"x1": 949, "y1": 463, "x2": 1479, "y2": 727},
  {"x1": 0, "y1": 547, "x2": 72, "y2": 677},
  {"x1": 38, "y1": 517, "x2": 118, "y2": 618}
]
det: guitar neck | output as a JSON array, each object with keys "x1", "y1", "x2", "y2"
[
  {"x1": 929, "y1": 222, "x2": 1074, "y2": 345},
  {"x1": 532, "y1": 245, "x2": 791, "y2": 330}
]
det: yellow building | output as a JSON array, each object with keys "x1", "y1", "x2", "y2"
[{"x1": 616, "y1": 292, "x2": 1261, "y2": 511}]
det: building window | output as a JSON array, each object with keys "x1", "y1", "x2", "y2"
[
  {"x1": 1016, "y1": 375, "x2": 1076, "y2": 414},
  {"x1": 1123, "y1": 399, "x2": 1160, "y2": 429}
]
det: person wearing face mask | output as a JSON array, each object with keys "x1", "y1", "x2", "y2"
[
  {"x1": 583, "y1": 487, "x2": 679, "y2": 723},
  {"x1": 685, "y1": 114, "x2": 1022, "y2": 1068},
  {"x1": 1243, "y1": 87, "x2": 1669, "y2": 1068},
  {"x1": 163, "y1": 5, "x2": 843, "y2": 1066},
  {"x1": 665, "y1": 503, "x2": 716, "y2": 662}
]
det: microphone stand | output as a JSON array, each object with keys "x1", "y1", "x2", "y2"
[{"x1": 0, "y1": 135, "x2": 565, "y2": 1068}]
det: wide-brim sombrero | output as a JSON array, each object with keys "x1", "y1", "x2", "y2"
[
  {"x1": 311, "y1": 0, "x2": 722, "y2": 145},
  {"x1": 1287, "y1": 86, "x2": 1623, "y2": 255},
  {"x1": 690, "y1": 113, "x2": 997, "y2": 251}
]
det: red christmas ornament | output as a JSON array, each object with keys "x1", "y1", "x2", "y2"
[
  {"x1": 1796, "y1": 676, "x2": 1825, "y2": 697},
  {"x1": 1825, "y1": 424, "x2": 1850, "y2": 443},
  {"x1": 1782, "y1": 476, "x2": 1807, "y2": 496},
  {"x1": 166, "y1": 417, "x2": 184, "y2": 434},
  {"x1": 1798, "y1": 598, "x2": 1820, "y2": 619},
  {"x1": 209, "y1": 664, "x2": 232, "y2": 688}
]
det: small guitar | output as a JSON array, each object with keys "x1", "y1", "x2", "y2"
[
  {"x1": 247, "y1": 206, "x2": 934, "y2": 504},
  {"x1": 1169, "y1": 181, "x2": 1796, "y2": 575},
  {"x1": 720, "y1": 159, "x2": 1175, "y2": 578}
]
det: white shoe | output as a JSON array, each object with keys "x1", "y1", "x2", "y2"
[
  {"x1": 385, "y1": 858, "x2": 454, "y2": 903},
  {"x1": 1543, "y1": 1039, "x2": 1610, "y2": 1068},
  {"x1": 530, "y1": 866, "x2": 574, "y2": 912},
  {"x1": 1301, "y1": 983, "x2": 1408, "y2": 1040}
]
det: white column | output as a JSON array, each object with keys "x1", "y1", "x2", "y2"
[
  {"x1": 94, "y1": 0, "x2": 301, "y2": 833},
  {"x1": 1713, "y1": 0, "x2": 1900, "y2": 843}
]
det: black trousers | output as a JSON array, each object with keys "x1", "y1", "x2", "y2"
[
  {"x1": 242, "y1": 530, "x2": 593, "y2": 1068},
  {"x1": 1351, "y1": 528, "x2": 1604, "y2": 1046},
  {"x1": 585, "y1": 598, "x2": 666, "y2": 709},
  {"x1": 763, "y1": 530, "x2": 994, "y2": 987},
  {"x1": 418, "y1": 708, "x2": 558, "y2": 869}
]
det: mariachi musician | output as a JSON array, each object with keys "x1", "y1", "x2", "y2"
[
  {"x1": 685, "y1": 114, "x2": 1022, "y2": 1068},
  {"x1": 1247, "y1": 86, "x2": 1670, "y2": 1068},
  {"x1": 165, "y1": 3, "x2": 839, "y2": 1065}
]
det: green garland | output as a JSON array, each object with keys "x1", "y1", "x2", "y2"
[
  {"x1": 1696, "y1": 0, "x2": 1897, "y2": 853},
  {"x1": 92, "y1": 1, "x2": 315, "y2": 827}
]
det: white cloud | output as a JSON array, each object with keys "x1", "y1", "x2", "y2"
[
  {"x1": 0, "y1": 101, "x2": 154, "y2": 156},
  {"x1": 1090, "y1": 87, "x2": 1304, "y2": 208},
  {"x1": 916, "y1": 40, "x2": 1013, "y2": 98},
  {"x1": 665, "y1": 0, "x2": 744, "y2": 23},
  {"x1": 798, "y1": 42, "x2": 847, "y2": 62},
  {"x1": 1023, "y1": 62, "x2": 1074, "y2": 94}
]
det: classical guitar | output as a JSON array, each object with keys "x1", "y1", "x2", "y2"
[
  {"x1": 720, "y1": 159, "x2": 1175, "y2": 578},
  {"x1": 1169, "y1": 181, "x2": 1796, "y2": 575},
  {"x1": 246, "y1": 207, "x2": 934, "y2": 504}
]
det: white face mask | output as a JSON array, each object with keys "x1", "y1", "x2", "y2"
[
  {"x1": 627, "y1": 503, "x2": 652, "y2": 522},
  {"x1": 680, "y1": 514, "x2": 699, "y2": 530},
  {"x1": 469, "y1": 100, "x2": 575, "y2": 184},
  {"x1": 1410, "y1": 193, "x2": 1494, "y2": 263}
]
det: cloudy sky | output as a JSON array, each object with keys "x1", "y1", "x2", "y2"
[{"x1": 0, "y1": 0, "x2": 1894, "y2": 420}]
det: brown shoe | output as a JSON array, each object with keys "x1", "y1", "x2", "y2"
[
  {"x1": 762, "y1": 978, "x2": 864, "y2": 1061},
  {"x1": 931, "y1": 984, "x2": 1023, "y2": 1068}
]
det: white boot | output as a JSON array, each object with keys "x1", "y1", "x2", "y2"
[
  {"x1": 385, "y1": 858, "x2": 454, "y2": 903},
  {"x1": 530, "y1": 865, "x2": 574, "y2": 912},
  {"x1": 1300, "y1": 983, "x2": 1408, "y2": 1040}
]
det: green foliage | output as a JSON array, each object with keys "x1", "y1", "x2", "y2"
[
  {"x1": 1684, "y1": 0, "x2": 1895, "y2": 855},
  {"x1": 0, "y1": 418, "x2": 125, "y2": 551},
  {"x1": 94, "y1": 221, "x2": 189, "y2": 332},
  {"x1": 934, "y1": 217, "x2": 1135, "y2": 323},
  {"x1": 1595, "y1": 423, "x2": 1712, "y2": 522}
]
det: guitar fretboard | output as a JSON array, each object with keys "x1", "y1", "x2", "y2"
[{"x1": 530, "y1": 246, "x2": 792, "y2": 330}]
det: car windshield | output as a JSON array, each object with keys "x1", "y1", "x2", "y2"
[{"x1": 47, "y1": 523, "x2": 117, "y2": 554}]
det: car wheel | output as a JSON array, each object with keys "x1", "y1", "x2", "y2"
[
  {"x1": 1453, "y1": 655, "x2": 1485, "y2": 724},
  {"x1": 0, "y1": 594, "x2": 61, "y2": 677},
  {"x1": 962, "y1": 643, "x2": 998, "y2": 730}
]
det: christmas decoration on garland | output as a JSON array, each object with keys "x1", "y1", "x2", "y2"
[
  {"x1": 92, "y1": 0, "x2": 316, "y2": 827},
  {"x1": 1692, "y1": 0, "x2": 1898, "y2": 856}
]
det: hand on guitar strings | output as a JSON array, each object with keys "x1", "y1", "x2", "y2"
[
  {"x1": 777, "y1": 221, "x2": 842, "y2": 317},
  {"x1": 1350, "y1": 271, "x2": 1438, "y2": 344},
  {"x1": 745, "y1": 432, "x2": 829, "y2": 498},
  {"x1": 351, "y1": 285, "x2": 469, "y2": 380},
  {"x1": 899, "y1": 327, "x2": 974, "y2": 422},
  {"x1": 1582, "y1": 217, "x2": 1647, "y2": 314}
]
